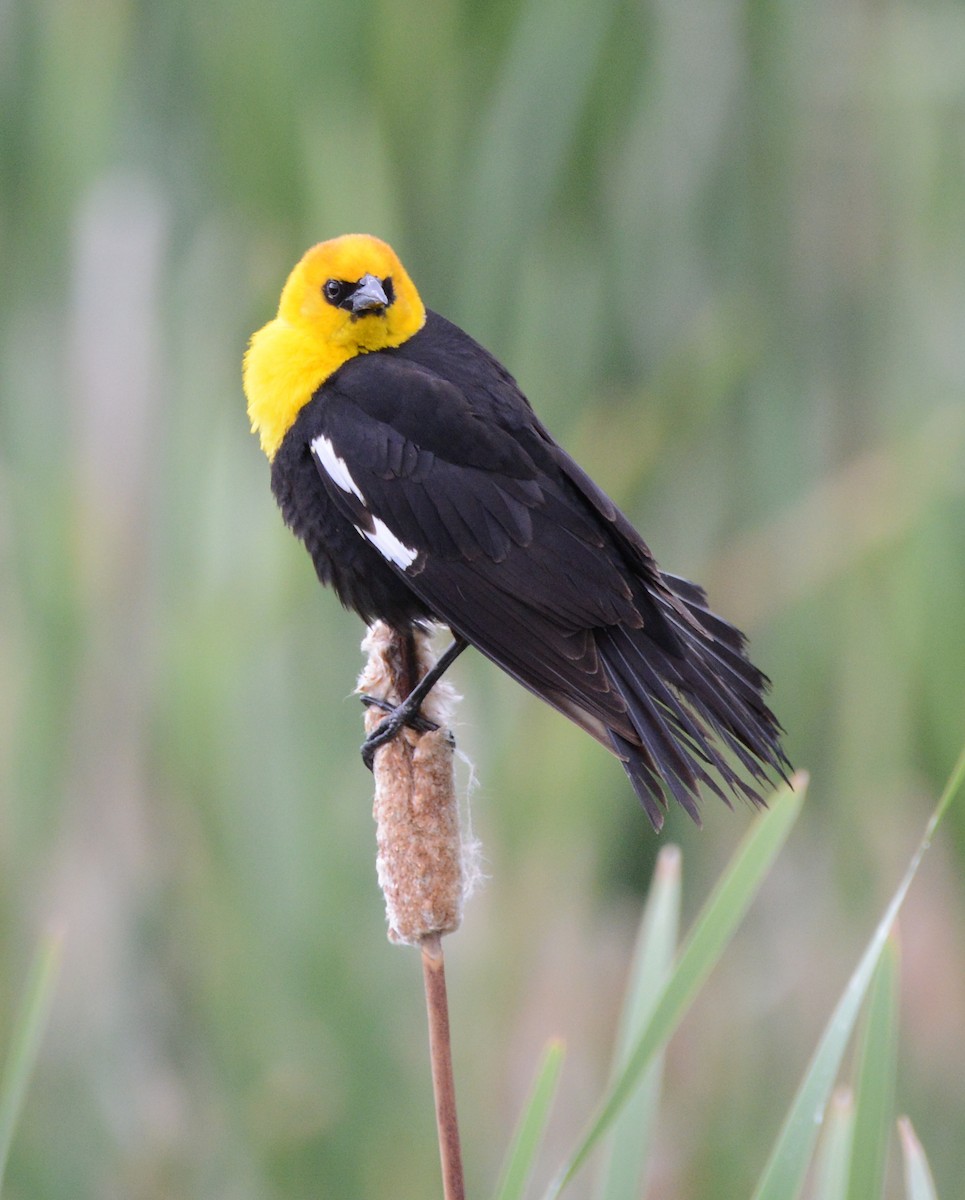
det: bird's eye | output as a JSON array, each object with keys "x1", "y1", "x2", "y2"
[
  {"x1": 382, "y1": 277, "x2": 395, "y2": 304},
  {"x1": 323, "y1": 279, "x2": 344, "y2": 304}
]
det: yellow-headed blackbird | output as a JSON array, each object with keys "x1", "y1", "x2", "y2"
[{"x1": 244, "y1": 234, "x2": 787, "y2": 828}]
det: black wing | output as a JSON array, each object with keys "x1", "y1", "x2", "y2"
[{"x1": 312, "y1": 334, "x2": 787, "y2": 827}]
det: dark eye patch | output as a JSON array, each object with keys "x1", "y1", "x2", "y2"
[
  {"x1": 323, "y1": 275, "x2": 395, "y2": 312},
  {"x1": 323, "y1": 279, "x2": 351, "y2": 306}
]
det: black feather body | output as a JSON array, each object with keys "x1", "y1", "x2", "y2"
[{"x1": 270, "y1": 311, "x2": 787, "y2": 826}]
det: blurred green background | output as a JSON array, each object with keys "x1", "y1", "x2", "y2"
[{"x1": 2, "y1": 0, "x2": 965, "y2": 1196}]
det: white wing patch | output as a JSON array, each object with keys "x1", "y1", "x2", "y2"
[
  {"x1": 311, "y1": 434, "x2": 419, "y2": 571},
  {"x1": 312, "y1": 433, "x2": 365, "y2": 501},
  {"x1": 365, "y1": 516, "x2": 419, "y2": 570}
]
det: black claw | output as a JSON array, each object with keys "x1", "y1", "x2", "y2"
[
  {"x1": 360, "y1": 714, "x2": 403, "y2": 770},
  {"x1": 359, "y1": 697, "x2": 438, "y2": 771},
  {"x1": 360, "y1": 720, "x2": 396, "y2": 771},
  {"x1": 360, "y1": 728, "x2": 384, "y2": 772}
]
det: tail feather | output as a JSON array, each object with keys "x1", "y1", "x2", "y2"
[
  {"x1": 597, "y1": 574, "x2": 788, "y2": 828},
  {"x1": 601, "y1": 632, "x2": 725, "y2": 805},
  {"x1": 607, "y1": 730, "x2": 689, "y2": 831}
]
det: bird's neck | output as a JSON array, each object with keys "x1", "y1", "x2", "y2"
[{"x1": 244, "y1": 318, "x2": 345, "y2": 461}]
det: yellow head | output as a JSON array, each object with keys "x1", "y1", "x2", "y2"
[{"x1": 244, "y1": 234, "x2": 426, "y2": 460}]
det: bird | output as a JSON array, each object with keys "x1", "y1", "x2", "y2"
[{"x1": 243, "y1": 233, "x2": 788, "y2": 829}]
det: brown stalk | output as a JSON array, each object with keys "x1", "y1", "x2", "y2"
[{"x1": 421, "y1": 932, "x2": 465, "y2": 1200}]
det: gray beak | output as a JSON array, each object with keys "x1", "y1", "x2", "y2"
[{"x1": 349, "y1": 273, "x2": 389, "y2": 314}]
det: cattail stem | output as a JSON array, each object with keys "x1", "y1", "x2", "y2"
[
  {"x1": 421, "y1": 932, "x2": 465, "y2": 1200},
  {"x1": 358, "y1": 622, "x2": 471, "y2": 1200}
]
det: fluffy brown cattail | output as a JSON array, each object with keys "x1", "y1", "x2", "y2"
[{"x1": 358, "y1": 622, "x2": 465, "y2": 945}]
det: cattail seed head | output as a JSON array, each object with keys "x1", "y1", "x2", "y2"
[{"x1": 359, "y1": 623, "x2": 466, "y2": 945}]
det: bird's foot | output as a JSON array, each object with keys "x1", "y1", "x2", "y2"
[
  {"x1": 358, "y1": 636, "x2": 468, "y2": 770},
  {"x1": 359, "y1": 694, "x2": 439, "y2": 770}
]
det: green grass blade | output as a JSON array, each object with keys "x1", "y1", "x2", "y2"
[
  {"x1": 846, "y1": 936, "x2": 899, "y2": 1200},
  {"x1": 543, "y1": 774, "x2": 807, "y2": 1199},
  {"x1": 928, "y1": 740, "x2": 965, "y2": 835},
  {"x1": 0, "y1": 928, "x2": 63, "y2": 1191},
  {"x1": 812, "y1": 1088, "x2": 855, "y2": 1200},
  {"x1": 897, "y1": 1117, "x2": 939, "y2": 1200},
  {"x1": 749, "y1": 871, "x2": 911, "y2": 1200},
  {"x1": 493, "y1": 1040, "x2": 566, "y2": 1200},
  {"x1": 596, "y1": 844, "x2": 682, "y2": 1200},
  {"x1": 750, "y1": 743, "x2": 965, "y2": 1200}
]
